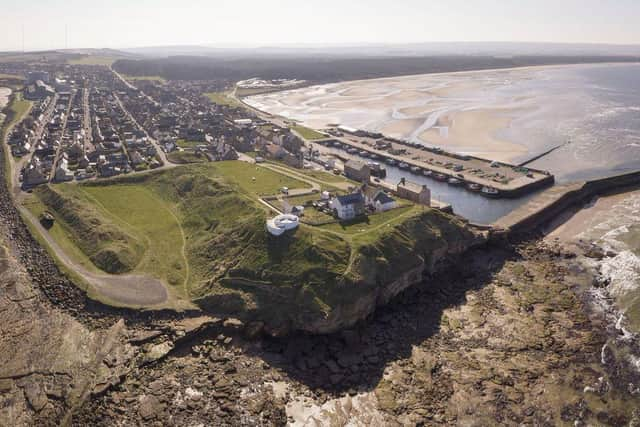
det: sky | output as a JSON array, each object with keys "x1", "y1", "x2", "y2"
[{"x1": 0, "y1": 0, "x2": 638, "y2": 51}]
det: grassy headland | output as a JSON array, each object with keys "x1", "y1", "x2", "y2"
[{"x1": 30, "y1": 161, "x2": 479, "y2": 330}]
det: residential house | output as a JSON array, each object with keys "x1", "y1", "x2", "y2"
[
  {"x1": 330, "y1": 192, "x2": 366, "y2": 220},
  {"x1": 344, "y1": 160, "x2": 371, "y2": 183},
  {"x1": 396, "y1": 179, "x2": 431, "y2": 206},
  {"x1": 362, "y1": 184, "x2": 397, "y2": 212}
]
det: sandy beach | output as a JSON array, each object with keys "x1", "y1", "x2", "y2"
[
  {"x1": 246, "y1": 62, "x2": 640, "y2": 169},
  {"x1": 0, "y1": 87, "x2": 10, "y2": 111},
  {"x1": 245, "y1": 66, "x2": 556, "y2": 163}
]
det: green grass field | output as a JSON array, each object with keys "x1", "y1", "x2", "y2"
[
  {"x1": 1, "y1": 93, "x2": 32, "y2": 187},
  {"x1": 122, "y1": 74, "x2": 166, "y2": 82},
  {"x1": 291, "y1": 124, "x2": 327, "y2": 140},
  {"x1": 68, "y1": 56, "x2": 118, "y2": 66},
  {"x1": 205, "y1": 92, "x2": 243, "y2": 108},
  {"x1": 168, "y1": 151, "x2": 207, "y2": 164},
  {"x1": 176, "y1": 139, "x2": 203, "y2": 149},
  {"x1": 206, "y1": 161, "x2": 311, "y2": 196},
  {"x1": 22, "y1": 194, "x2": 102, "y2": 274},
  {"x1": 319, "y1": 205, "x2": 419, "y2": 240},
  {"x1": 82, "y1": 184, "x2": 188, "y2": 290},
  {"x1": 2, "y1": 93, "x2": 32, "y2": 131}
]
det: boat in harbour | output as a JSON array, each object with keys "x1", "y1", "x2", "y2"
[
  {"x1": 481, "y1": 186, "x2": 501, "y2": 198},
  {"x1": 467, "y1": 183, "x2": 482, "y2": 192}
]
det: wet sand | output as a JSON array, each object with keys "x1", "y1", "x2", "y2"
[
  {"x1": 245, "y1": 67, "x2": 556, "y2": 163},
  {"x1": 0, "y1": 87, "x2": 10, "y2": 112},
  {"x1": 547, "y1": 189, "x2": 640, "y2": 243}
]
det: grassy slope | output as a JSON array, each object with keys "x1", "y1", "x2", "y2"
[
  {"x1": 205, "y1": 92, "x2": 243, "y2": 108},
  {"x1": 291, "y1": 124, "x2": 326, "y2": 140},
  {"x1": 168, "y1": 151, "x2": 207, "y2": 164},
  {"x1": 68, "y1": 56, "x2": 118, "y2": 66},
  {"x1": 34, "y1": 185, "x2": 146, "y2": 274},
  {"x1": 1, "y1": 92, "x2": 32, "y2": 187},
  {"x1": 176, "y1": 139, "x2": 202, "y2": 149},
  {"x1": 81, "y1": 184, "x2": 188, "y2": 288},
  {"x1": 122, "y1": 74, "x2": 166, "y2": 82},
  {"x1": 31, "y1": 161, "x2": 477, "y2": 328}
]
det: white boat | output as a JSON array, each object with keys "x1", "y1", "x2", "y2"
[{"x1": 481, "y1": 186, "x2": 500, "y2": 198}]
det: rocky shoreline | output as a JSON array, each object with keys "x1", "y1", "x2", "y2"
[{"x1": 2, "y1": 130, "x2": 640, "y2": 424}]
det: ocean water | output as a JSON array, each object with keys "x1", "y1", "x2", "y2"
[
  {"x1": 248, "y1": 64, "x2": 640, "y2": 222},
  {"x1": 510, "y1": 64, "x2": 640, "y2": 182},
  {"x1": 571, "y1": 191, "x2": 640, "y2": 379}
]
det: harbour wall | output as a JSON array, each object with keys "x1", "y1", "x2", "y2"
[{"x1": 496, "y1": 170, "x2": 640, "y2": 237}]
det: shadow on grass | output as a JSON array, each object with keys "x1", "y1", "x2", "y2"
[
  {"x1": 244, "y1": 242, "x2": 517, "y2": 394},
  {"x1": 334, "y1": 214, "x2": 371, "y2": 231}
]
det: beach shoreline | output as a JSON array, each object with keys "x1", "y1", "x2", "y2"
[{"x1": 245, "y1": 62, "x2": 640, "y2": 168}]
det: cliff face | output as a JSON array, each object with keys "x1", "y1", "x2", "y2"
[
  {"x1": 28, "y1": 166, "x2": 486, "y2": 336},
  {"x1": 291, "y1": 211, "x2": 486, "y2": 334}
]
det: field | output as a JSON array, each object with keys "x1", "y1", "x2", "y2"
[
  {"x1": 2, "y1": 93, "x2": 32, "y2": 131},
  {"x1": 209, "y1": 161, "x2": 311, "y2": 196},
  {"x1": 320, "y1": 205, "x2": 420, "y2": 244},
  {"x1": 176, "y1": 139, "x2": 202, "y2": 149},
  {"x1": 68, "y1": 56, "x2": 119, "y2": 66},
  {"x1": 167, "y1": 151, "x2": 206, "y2": 164},
  {"x1": 291, "y1": 124, "x2": 327, "y2": 140},
  {"x1": 205, "y1": 92, "x2": 243, "y2": 108},
  {"x1": 22, "y1": 194, "x2": 102, "y2": 275},
  {"x1": 1, "y1": 93, "x2": 32, "y2": 186},
  {"x1": 0, "y1": 73, "x2": 23, "y2": 80},
  {"x1": 122, "y1": 74, "x2": 166, "y2": 82}
]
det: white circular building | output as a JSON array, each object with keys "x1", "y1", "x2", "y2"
[{"x1": 266, "y1": 214, "x2": 300, "y2": 236}]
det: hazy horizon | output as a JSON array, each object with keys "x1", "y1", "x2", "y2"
[{"x1": 1, "y1": 0, "x2": 639, "y2": 51}]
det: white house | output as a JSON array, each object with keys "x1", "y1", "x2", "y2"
[
  {"x1": 54, "y1": 158, "x2": 74, "y2": 182},
  {"x1": 371, "y1": 191, "x2": 397, "y2": 212},
  {"x1": 362, "y1": 185, "x2": 397, "y2": 212},
  {"x1": 330, "y1": 192, "x2": 365, "y2": 220}
]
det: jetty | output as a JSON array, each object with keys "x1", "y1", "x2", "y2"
[{"x1": 312, "y1": 127, "x2": 554, "y2": 199}]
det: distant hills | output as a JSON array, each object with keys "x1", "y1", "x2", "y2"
[{"x1": 120, "y1": 42, "x2": 640, "y2": 59}]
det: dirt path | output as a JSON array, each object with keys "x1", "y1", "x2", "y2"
[
  {"x1": 164, "y1": 204, "x2": 190, "y2": 298},
  {"x1": 19, "y1": 206, "x2": 169, "y2": 307}
]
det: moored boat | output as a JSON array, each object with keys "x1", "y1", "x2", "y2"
[
  {"x1": 481, "y1": 186, "x2": 500, "y2": 198},
  {"x1": 467, "y1": 183, "x2": 482, "y2": 192}
]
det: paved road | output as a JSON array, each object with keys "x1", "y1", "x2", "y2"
[
  {"x1": 19, "y1": 205, "x2": 169, "y2": 307},
  {"x1": 112, "y1": 92, "x2": 173, "y2": 167}
]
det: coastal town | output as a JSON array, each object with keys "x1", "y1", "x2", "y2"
[
  {"x1": 1, "y1": 40, "x2": 640, "y2": 427},
  {"x1": 1, "y1": 59, "x2": 557, "y2": 239}
]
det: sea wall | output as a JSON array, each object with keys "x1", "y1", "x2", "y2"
[{"x1": 503, "y1": 170, "x2": 640, "y2": 236}]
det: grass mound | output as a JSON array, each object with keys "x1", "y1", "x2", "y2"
[{"x1": 35, "y1": 185, "x2": 145, "y2": 273}]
